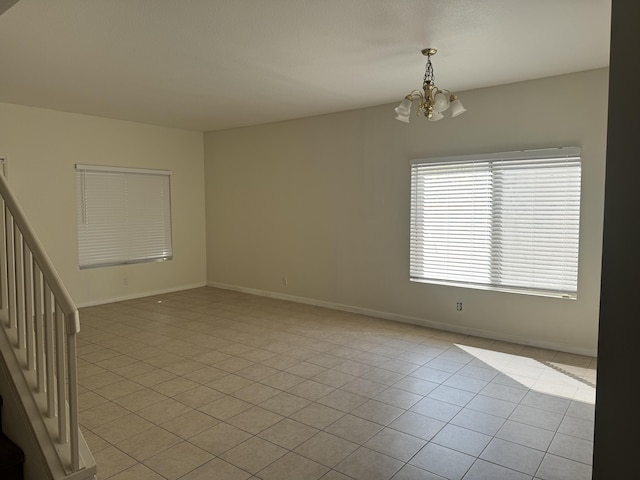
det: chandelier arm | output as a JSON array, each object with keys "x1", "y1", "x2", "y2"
[
  {"x1": 406, "y1": 90, "x2": 425, "y2": 101},
  {"x1": 405, "y1": 90, "x2": 428, "y2": 116}
]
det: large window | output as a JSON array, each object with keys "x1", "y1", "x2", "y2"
[
  {"x1": 410, "y1": 147, "x2": 581, "y2": 298},
  {"x1": 76, "y1": 164, "x2": 173, "y2": 269}
]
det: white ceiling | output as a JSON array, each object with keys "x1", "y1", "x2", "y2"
[{"x1": 0, "y1": 0, "x2": 611, "y2": 131}]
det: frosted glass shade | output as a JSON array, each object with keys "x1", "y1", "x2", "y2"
[
  {"x1": 450, "y1": 98, "x2": 467, "y2": 117},
  {"x1": 432, "y1": 92, "x2": 450, "y2": 113},
  {"x1": 395, "y1": 98, "x2": 412, "y2": 116}
]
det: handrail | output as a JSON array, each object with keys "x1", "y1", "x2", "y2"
[
  {"x1": 0, "y1": 173, "x2": 78, "y2": 331},
  {"x1": 0, "y1": 171, "x2": 88, "y2": 477}
]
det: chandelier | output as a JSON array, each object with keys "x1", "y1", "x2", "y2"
[{"x1": 395, "y1": 48, "x2": 466, "y2": 123}]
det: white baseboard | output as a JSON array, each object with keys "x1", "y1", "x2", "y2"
[
  {"x1": 207, "y1": 281, "x2": 597, "y2": 357},
  {"x1": 76, "y1": 282, "x2": 207, "y2": 308}
]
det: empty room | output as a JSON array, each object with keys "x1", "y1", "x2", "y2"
[{"x1": 1, "y1": 1, "x2": 634, "y2": 480}]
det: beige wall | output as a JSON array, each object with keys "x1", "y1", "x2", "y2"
[
  {"x1": 0, "y1": 102, "x2": 207, "y2": 306},
  {"x1": 204, "y1": 68, "x2": 608, "y2": 355},
  {"x1": 0, "y1": 69, "x2": 607, "y2": 353}
]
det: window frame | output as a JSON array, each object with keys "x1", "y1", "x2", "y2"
[
  {"x1": 409, "y1": 147, "x2": 582, "y2": 299},
  {"x1": 75, "y1": 164, "x2": 173, "y2": 270}
]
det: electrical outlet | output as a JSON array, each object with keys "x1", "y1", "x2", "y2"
[
  {"x1": 122, "y1": 276, "x2": 128, "y2": 286},
  {"x1": 282, "y1": 275, "x2": 288, "y2": 286},
  {"x1": 456, "y1": 301, "x2": 463, "y2": 312}
]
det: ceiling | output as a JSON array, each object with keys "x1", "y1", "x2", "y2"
[{"x1": 0, "y1": 0, "x2": 611, "y2": 132}]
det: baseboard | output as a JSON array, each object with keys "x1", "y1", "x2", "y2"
[
  {"x1": 76, "y1": 282, "x2": 207, "y2": 308},
  {"x1": 206, "y1": 281, "x2": 597, "y2": 357}
]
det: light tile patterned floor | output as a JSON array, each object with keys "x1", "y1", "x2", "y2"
[{"x1": 77, "y1": 287, "x2": 596, "y2": 480}]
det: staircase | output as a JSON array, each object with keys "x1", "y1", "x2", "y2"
[
  {"x1": 0, "y1": 171, "x2": 96, "y2": 480},
  {"x1": 0, "y1": 395, "x2": 24, "y2": 480}
]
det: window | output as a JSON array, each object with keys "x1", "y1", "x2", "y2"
[
  {"x1": 410, "y1": 147, "x2": 581, "y2": 298},
  {"x1": 76, "y1": 164, "x2": 172, "y2": 269}
]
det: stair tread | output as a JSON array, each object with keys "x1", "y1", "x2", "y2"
[{"x1": 0, "y1": 432, "x2": 24, "y2": 467}]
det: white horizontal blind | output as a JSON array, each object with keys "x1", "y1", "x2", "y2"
[
  {"x1": 76, "y1": 165, "x2": 173, "y2": 269},
  {"x1": 410, "y1": 148, "x2": 581, "y2": 297}
]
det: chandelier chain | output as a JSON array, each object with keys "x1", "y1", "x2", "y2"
[{"x1": 423, "y1": 57, "x2": 434, "y2": 88}]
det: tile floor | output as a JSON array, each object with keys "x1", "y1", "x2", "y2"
[{"x1": 77, "y1": 287, "x2": 596, "y2": 480}]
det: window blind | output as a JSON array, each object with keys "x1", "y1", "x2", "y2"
[
  {"x1": 410, "y1": 148, "x2": 581, "y2": 298},
  {"x1": 76, "y1": 164, "x2": 173, "y2": 269}
]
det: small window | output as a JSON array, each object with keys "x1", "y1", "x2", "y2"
[
  {"x1": 410, "y1": 147, "x2": 581, "y2": 298},
  {"x1": 76, "y1": 164, "x2": 172, "y2": 269}
]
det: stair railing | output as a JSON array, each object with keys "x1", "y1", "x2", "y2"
[{"x1": 0, "y1": 172, "x2": 90, "y2": 477}]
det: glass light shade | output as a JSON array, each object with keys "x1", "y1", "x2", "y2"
[
  {"x1": 395, "y1": 98, "x2": 412, "y2": 116},
  {"x1": 432, "y1": 92, "x2": 450, "y2": 113},
  {"x1": 450, "y1": 98, "x2": 467, "y2": 117},
  {"x1": 395, "y1": 114, "x2": 410, "y2": 123},
  {"x1": 428, "y1": 111, "x2": 444, "y2": 122}
]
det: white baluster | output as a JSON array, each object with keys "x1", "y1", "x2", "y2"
[
  {"x1": 15, "y1": 229, "x2": 25, "y2": 349},
  {"x1": 44, "y1": 283, "x2": 55, "y2": 418},
  {"x1": 34, "y1": 265, "x2": 45, "y2": 393},
  {"x1": 55, "y1": 306, "x2": 67, "y2": 443},
  {"x1": 24, "y1": 245, "x2": 35, "y2": 370},
  {"x1": 67, "y1": 312, "x2": 80, "y2": 471},
  {"x1": 6, "y1": 209, "x2": 16, "y2": 329},
  {"x1": 0, "y1": 199, "x2": 6, "y2": 313}
]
